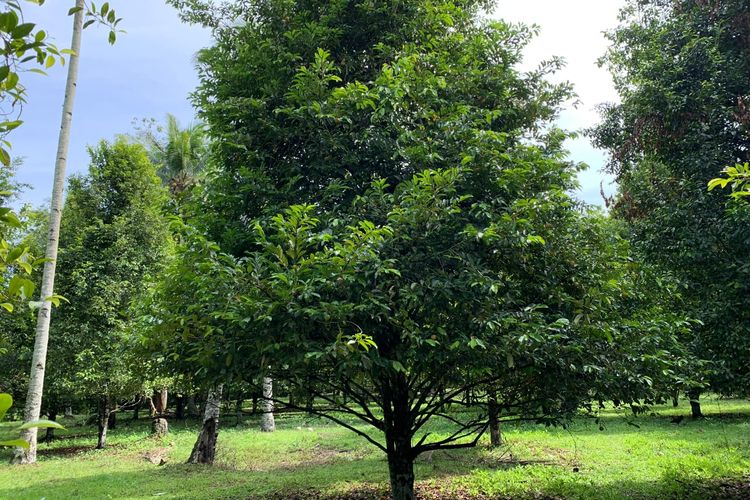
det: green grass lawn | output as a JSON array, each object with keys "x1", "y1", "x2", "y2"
[{"x1": 0, "y1": 398, "x2": 749, "y2": 499}]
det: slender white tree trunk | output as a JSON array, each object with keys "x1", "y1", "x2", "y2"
[
  {"x1": 260, "y1": 377, "x2": 275, "y2": 432},
  {"x1": 14, "y1": 0, "x2": 85, "y2": 465}
]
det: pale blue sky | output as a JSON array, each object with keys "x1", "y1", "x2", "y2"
[{"x1": 12, "y1": 0, "x2": 621, "y2": 208}]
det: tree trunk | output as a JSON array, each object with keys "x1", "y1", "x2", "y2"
[
  {"x1": 688, "y1": 389, "x2": 702, "y2": 418},
  {"x1": 44, "y1": 409, "x2": 58, "y2": 442},
  {"x1": 260, "y1": 377, "x2": 275, "y2": 432},
  {"x1": 672, "y1": 389, "x2": 679, "y2": 408},
  {"x1": 97, "y1": 396, "x2": 111, "y2": 449},
  {"x1": 384, "y1": 374, "x2": 415, "y2": 500},
  {"x1": 305, "y1": 394, "x2": 314, "y2": 415},
  {"x1": 147, "y1": 395, "x2": 157, "y2": 417},
  {"x1": 107, "y1": 409, "x2": 117, "y2": 430},
  {"x1": 175, "y1": 394, "x2": 186, "y2": 420},
  {"x1": 152, "y1": 418, "x2": 169, "y2": 437},
  {"x1": 14, "y1": 0, "x2": 86, "y2": 465},
  {"x1": 235, "y1": 394, "x2": 243, "y2": 425},
  {"x1": 132, "y1": 398, "x2": 141, "y2": 421},
  {"x1": 488, "y1": 391, "x2": 502, "y2": 447},
  {"x1": 387, "y1": 449, "x2": 415, "y2": 500},
  {"x1": 153, "y1": 388, "x2": 168, "y2": 415},
  {"x1": 188, "y1": 385, "x2": 223, "y2": 464},
  {"x1": 187, "y1": 394, "x2": 200, "y2": 418}
]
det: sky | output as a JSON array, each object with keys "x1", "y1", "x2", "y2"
[{"x1": 12, "y1": 0, "x2": 623, "y2": 208}]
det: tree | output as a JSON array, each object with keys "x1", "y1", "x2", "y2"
[
  {"x1": 130, "y1": 114, "x2": 209, "y2": 197},
  {"x1": 150, "y1": 1, "x2": 697, "y2": 497},
  {"x1": 44, "y1": 139, "x2": 170, "y2": 450},
  {"x1": 15, "y1": 0, "x2": 123, "y2": 463},
  {"x1": 591, "y1": 0, "x2": 750, "y2": 411}
]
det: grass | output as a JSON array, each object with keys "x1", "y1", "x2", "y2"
[{"x1": 0, "y1": 398, "x2": 749, "y2": 499}]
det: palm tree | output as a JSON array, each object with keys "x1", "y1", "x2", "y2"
[{"x1": 138, "y1": 113, "x2": 208, "y2": 196}]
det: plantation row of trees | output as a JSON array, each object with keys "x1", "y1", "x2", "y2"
[{"x1": 1, "y1": 0, "x2": 748, "y2": 499}]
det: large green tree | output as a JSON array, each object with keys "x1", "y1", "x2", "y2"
[
  {"x1": 592, "y1": 0, "x2": 750, "y2": 407},
  {"x1": 46, "y1": 139, "x2": 171, "y2": 449},
  {"x1": 150, "y1": 1, "x2": 694, "y2": 497}
]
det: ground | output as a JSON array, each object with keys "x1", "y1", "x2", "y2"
[{"x1": 1, "y1": 398, "x2": 749, "y2": 499}]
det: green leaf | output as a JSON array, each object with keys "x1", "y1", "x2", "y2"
[
  {"x1": 0, "y1": 393, "x2": 12, "y2": 420},
  {"x1": 391, "y1": 360, "x2": 406, "y2": 373},
  {"x1": 0, "y1": 439, "x2": 28, "y2": 449},
  {"x1": 18, "y1": 419, "x2": 65, "y2": 430}
]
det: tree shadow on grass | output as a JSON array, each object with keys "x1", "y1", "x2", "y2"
[{"x1": 3, "y1": 460, "x2": 748, "y2": 500}]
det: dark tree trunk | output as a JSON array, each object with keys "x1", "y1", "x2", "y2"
[
  {"x1": 97, "y1": 396, "x2": 111, "y2": 449},
  {"x1": 688, "y1": 390, "x2": 702, "y2": 418},
  {"x1": 187, "y1": 394, "x2": 200, "y2": 418},
  {"x1": 132, "y1": 397, "x2": 141, "y2": 421},
  {"x1": 672, "y1": 389, "x2": 679, "y2": 407},
  {"x1": 44, "y1": 409, "x2": 58, "y2": 442},
  {"x1": 188, "y1": 386, "x2": 222, "y2": 465},
  {"x1": 251, "y1": 393, "x2": 258, "y2": 414},
  {"x1": 383, "y1": 373, "x2": 415, "y2": 500},
  {"x1": 108, "y1": 409, "x2": 117, "y2": 430},
  {"x1": 176, "y1": 395, "x2": 186, "y2": 420},
  {"x1": 488, "y1": 391, "x2": 502, "y2": 447},
  {"x1": 235, "y1": 394, "x2": 243, "y2": 425},
  {"x1": 305, "y1": 394, "x2": 314, "y2": 415},
  {"x1": 387, "y1": 446, "x2": 415, "y2": 500}
]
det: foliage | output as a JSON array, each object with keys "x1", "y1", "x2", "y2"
[
  {"x1": 709, "y1": 162, "x2": 750, "y2": 200},
  {"x1": 591, "y1": 0, "x2": 750, "y2": 396},
  {"x1": 128, "y1": 114, "x2": 209, "y2": 197},
  {"x1": 45, "y1": 140, "x2": 171, "y2": 412}
]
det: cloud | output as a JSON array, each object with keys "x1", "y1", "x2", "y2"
[{"x1": 493, "y1": 0, "x2": 624, "y2": 205}]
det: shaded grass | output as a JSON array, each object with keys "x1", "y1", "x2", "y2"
[{"x1": 0, "y1": 398, "x2": 748, "y2": 499}]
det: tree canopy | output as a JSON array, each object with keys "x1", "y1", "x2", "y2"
[{"x1": 591, "y1": 0, "x2": 750, "y2": 399}]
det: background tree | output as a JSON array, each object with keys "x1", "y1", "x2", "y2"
[
  {"x1": 130, "y1": 114, "x2": 209, "y2": 197},
  {"x1": 45, "y1": 139, "x2": 171, "y2": 449},
  {"x1": 591, "y1": 0, "x2": 750, "y2": 412}
]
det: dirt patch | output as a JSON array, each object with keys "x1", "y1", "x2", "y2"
[
  {"x1": 142, "y1": 445, "x2": 173, "y2": 465},
  {"x1": 256, "y1": 482, "x2": 559, "y2": 499},
  {"x1": 701, "y1": 475, "x2": 750, "y2": 499},
  {"x1": 257, "y1": 484, "x2": 455, "y2": 499},
  {"x1": 37, "y1": 443, "x2": 123, "y2": 457}
]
